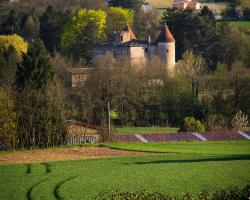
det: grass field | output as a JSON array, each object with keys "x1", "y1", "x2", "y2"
[
  {"x1": 116, "y1": 127, "x2": 179, "y2": 134},
  {"x1": 146, "y1": 0, "x2": 228, "y2": 12},
  {"x1": 107, "y1": 141, "x2": 250, "y2": 154},
  {"x1": 146, "y1": 0, "x2": 173, "y2": 8},
  {"x1": 230, "y1": 21, "x2": 250, "y2": 29},
  {"x1": 0, "y1": 141, "x2": 250, "y2": 199}
]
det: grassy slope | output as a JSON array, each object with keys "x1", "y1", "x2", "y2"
[
  {"x1": 230, "y1": 21, "x2": 250, "y2": 29},
  {"x1": 116, "y1": 127, "x2": 179, "y2": 134},
  {"x1": 0, "y1": 142, "x2": 250, "y2": 199},
  {"x1": 146, "y1": 0, "x2": 228, "y2": 12},
  {"x1": 146, "y1": 0, "x2": 173, "y2": 8}
]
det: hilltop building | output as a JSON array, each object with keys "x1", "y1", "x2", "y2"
[
  {"x1": 174, "y1": 0, "x2": 201, "y2": 10},
  {"x1": 93, "y1": 24, "x2": 176, "y2": 73},
  {"x1": 69, "y1": 25, "x2": 176, "y2": 88}
]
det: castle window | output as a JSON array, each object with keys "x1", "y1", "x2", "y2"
[
  {"x1": 144, "y1": 48, "x2": 148, "y2": 53},
  {"x1": 166, "y1": 49, "x2": 169, "y2": 52},
  {"x1": 120, "y1": 36, "x2": 123, "y2": 42}
]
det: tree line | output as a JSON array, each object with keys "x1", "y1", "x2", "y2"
[{"x1": 0, "y1": 0, "x2": 249, "y2": 148}]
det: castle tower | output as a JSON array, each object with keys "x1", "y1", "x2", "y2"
[
  {"x1": 156, "y1": 25, "x2": 176, "y2": 74},
  {"x1": 114, "y1": 24, "x2": 136, "y2": 44}
]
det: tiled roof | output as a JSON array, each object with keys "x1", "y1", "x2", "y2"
[
  {"x1": 157, "y1": 25, "x2": 175, "y2": 43},
  {"x1": 94, "y1": 40, "x2": 148, "y2": 47},
  {"x1": 124, "y1": 24, "x2": 137, "y2": 40}
]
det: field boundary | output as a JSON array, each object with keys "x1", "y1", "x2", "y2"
[{"x1": 117, "y1": 131, "x2": 247, "y2": 143}]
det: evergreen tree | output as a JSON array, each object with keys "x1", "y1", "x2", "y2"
[
  {"x1": 162, "y1": 7, "x2": 218, "y2": 70},
  {"x1": 15, "y1": 39, "x2": 54, "y2": 90},
  {"x1": 40, "y1": 6, "x2": 69, "y2": 53},
  {"x1": 20, "y1": 10, "x2": 40, "y2": 41},
  {"x1": 14, "y1": 39, "x2": 67, "y2": 149},
  {"x1": 1, "y1": 9, "x2": 19, "y2": 34}
]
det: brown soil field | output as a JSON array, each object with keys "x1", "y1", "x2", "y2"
[{"x1": 0, "y1": 146, "x2": 154, "y2": 164}]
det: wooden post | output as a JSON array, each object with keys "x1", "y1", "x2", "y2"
[{"x1": 108, "y1": 101, "x2": 111, "y2": 138}]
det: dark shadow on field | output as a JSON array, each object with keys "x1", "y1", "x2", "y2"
[
  {"x1": 54, "y1": 175, "x2": 78, "y2": 200},
  {"x1": 134, "y1": 155, "x2": 250, "y2": 165}
]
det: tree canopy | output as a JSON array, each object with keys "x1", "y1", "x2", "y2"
[
  {"x1": 108, "y1": 0, "x2": 145, "y2": 10},
  {"x1": 60, "y1": 9, "x2": 107, "y2": 62},
  {"x1": 0, "y1": 34, "x2": 28, "y2": 58},
  {"x1": 106, "y1": 7, "x2": 134, "y2": 40}
]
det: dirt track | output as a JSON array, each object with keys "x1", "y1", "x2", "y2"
[{"x1": 0, "y1": 146, "x2": 153, "y2": 164}]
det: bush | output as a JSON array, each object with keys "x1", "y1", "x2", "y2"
[
  {"x1": 205, "y1": 114, "x2": 229, "y2": 131},
  {"x1": 231, "y1": 110, "x2": 249, "y2": 130},
  {"x1": 183, "y1": 117, "x2": 205, "y2": 132},
  {"x1": 94, "y1": 185, "x2": 250, "y2": 200},
  {"x1": 95, "y1": 190, "x2": 172, "y2": 200}
]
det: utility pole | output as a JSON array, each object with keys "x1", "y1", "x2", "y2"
[{"x1": 108, "y1": 101, "x2": 111, "y2": 137}]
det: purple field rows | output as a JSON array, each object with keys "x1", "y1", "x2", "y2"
[
  {"x1": 117, "y1": 135, "x2": 141, "y2": 142},
  {"x1": 142, "y1": 133, "x2": 200, "y2": 142},
  {"x1": 117, "y1": 131, "x2": 249, "y2": 143},
  {"x1": 200, "y1": 131, "x2": 245, "y2": 141}
]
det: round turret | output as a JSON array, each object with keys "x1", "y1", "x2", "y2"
[{"x1": 157, "y1": 25, "x2": 176, "y2": 74}]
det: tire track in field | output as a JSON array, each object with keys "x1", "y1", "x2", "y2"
[
  {"x1": 54, "y1": 175, "x2": 78, "y2": 200},
  {"x1": 25, "y1": 163, "x2": 52, "y2": 199},
  {"x1": 25, "y1": 163, "x2": 52, "y2": 175},
  {"x1": 26, "y1": 179, "x2": 48, "y2": 200},
  {"x1": 41, "y1": 163, "x2": 52, "y2": 173},
  {"x1": 25, "y1": 164, "x2": 32, "y2": 174}
]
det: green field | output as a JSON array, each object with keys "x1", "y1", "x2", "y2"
[
  {"x1": 146, "y1": 0, "x2": 173, "y2": 8},
  {"x1": 116, "y1": 127, "x2": 179, "y2": 134},
  {"x1": 107, "y1": 141, "x2": 250, "y2": 154},
  {"x1": 230, "y1": 21, "x2": 250, "y2": 29},
  {"x1": 0, "y1": 141, "x2": 250, "y2": 199}
]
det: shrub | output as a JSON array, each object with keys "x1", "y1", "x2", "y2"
[
  {"x1": 183, "y1": 117, "x2": 205, "y2": 132},
  {"x1": 0, "y1": 87, "x2": 17, "y2": 148},
  {"x1": 231, "y1": 110, "x2": 249, "y2": 130},
  {"x1": 95, "y1": 190, "x2": 172, "y2": 200},
  {"x1": 205, "y1": 114, "x2": 228, "y2": 131},
  {"x1": 94, "y1": 185, "x2": 250, "y2": 200}
]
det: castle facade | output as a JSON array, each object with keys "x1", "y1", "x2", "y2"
[{"x1": 93, "y1": 24, "x2": 176, "y2": 73}]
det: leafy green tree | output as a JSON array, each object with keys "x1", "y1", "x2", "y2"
[
  {"x1": 177, "y1": 51, "x2": 207, "y2": 99},
  {"x1": 109, "y1": 0, "x2": 145, "y2": 10},
  {"x1": 106, "y1": 7, "x2": 134, "y2": 40},
  {"x1": 133, "y1": 7, "x2": 161, "y2": 40},
  {"x1": 60, "y1": 8, "x2": 106, "y2": 63},
  {"x1": 15, "y1": 39, "x2": 54, "y2": 90},
  {"x1": 219, "y1": 26, "x2": 250, "y2": 69},
  {"x1": 161, "y1": 78, "x2": 208, "y2": 126},
  {"x1": 40, "y1": 6, "x2": 70, "y2": 53}
]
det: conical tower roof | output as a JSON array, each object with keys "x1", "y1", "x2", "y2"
[
  {"x1": 157, "y1": 25, "x2": 175, "y2": 43},
  {"x1": 124, "y1": 24, "x2": 136, "y2": 40}
]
